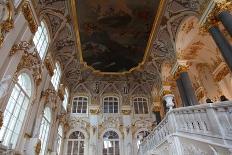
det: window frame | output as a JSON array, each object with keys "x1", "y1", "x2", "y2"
[
  {"x1": 33, "y1": 21, "x2": 50, "y2": 61},
  {"x1": 133, "y1": 97, "x2": 149, "y2": 115},
  {"x1": 71, "y1": 96, "x2": 88, "y2": 115},
  {"x1": 0, "y1": 73, "x2": 32, "y2": 149},
  {"x1": 39, "y1": 107, "x2": 52, "y2": 155},
  {"x1": 102, "y1": 131, "x2": 120, "y2": 155},
  {"x1": 67, "y1": 131, "x2": 86, "y2": 155},
  {"x1": 51, "y1": 62, "x2": 61, "y2": 91},
  {"x1": 103, "y1": 96, "x2": 119, "y2": 114}
]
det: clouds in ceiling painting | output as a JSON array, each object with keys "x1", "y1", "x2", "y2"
[{"x1": 76, "y1": 0, "x2": 160, "y2": 72}]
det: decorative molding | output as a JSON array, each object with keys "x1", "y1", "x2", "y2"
[
  {"x1": 196, "y1": 87, "x2": 205, "y2": 101},
  {"x1": 90, "y1": 109, "x2": 100, "y2": 115},
  {"x1": 0, "y1": 1, "x2": 14, "y2": 47},
  {"x1": 201, "y1": 0, "x2": 232, "y2": 32},
  {"x1": 213, "y1": 65, "x2": 230, "y2": 82},
  {"x1": 58, "y1": 84, "x2": 64, "y2": 101},
  {"x1": 21, "y1": 1, "x2": 38, "y2": 34},
  {"x1": 9, "y1": 41, "x2": 30, "y2": 56},
  {"x1": 44, "y1": 56, "x2": 54, "y2": 76},
  {"x1": 121, "y1": 110, "x2": 131, "y2": 115},
  {"x1": 35, "y1": 140, "x2": 41, "y2": 155},
  {"x1": 17, "y1": 52, "x2": 42, "y2": 86},
  {"x1": 173, "y1": 65, "x2": 189, "y2": 80}
]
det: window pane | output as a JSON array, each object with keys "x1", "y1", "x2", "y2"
[{"x1": 33, "y1": 21, "x2": 49, "y2": 60}]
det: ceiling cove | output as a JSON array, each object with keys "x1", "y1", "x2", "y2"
[{"x1": 71, "y1": 0, "x2": 165, "y2": 74}]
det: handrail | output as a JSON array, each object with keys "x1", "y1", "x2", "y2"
[{"x1": 139, "y1": 101, "x2": 232, "y2": 154}]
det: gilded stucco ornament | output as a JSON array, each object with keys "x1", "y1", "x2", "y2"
[
  {"x1": 9, "y1": 41, "x2": 30, "y2": 56},
  {"x1": 174, "y1": 65, "x2": 189, "y2": 80},
  {"x1": 44, "y1": 56, "x2": 54, "y2": 76},
  {"x1": 121, "y1": 110, "x2": 131, "y2": 115},
  {"x1": 41, "y1": 89, "x2": 57, "y2": 104},
  {"x1": 214, "y1": 66, "x2": 230, "y2": 82},
  {"x1": 17, "y1": 51, "x2": 42, "y2": 86},
  {"x1": 200, "y1": 0, "x2": 232, "y2": 33},
  {"x1": 90, "y1": 109, "x2": 100, "y2": 115},
  {"x1": 35, "y1": 140, "x2": 41, "y2": 155},
  {"x1": 58, "y1": 84, "x2": 64, "y2": 101},
  {"x1": 21, "y1": 1, "x2": 38, "y2": 34},
  {"x1": 0, "y1": 0, "x2": 14, "y2": 47}
]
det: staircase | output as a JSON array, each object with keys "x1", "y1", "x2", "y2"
[{"x1": 138, "y1": 101, "x2": 232, "y2": 155}]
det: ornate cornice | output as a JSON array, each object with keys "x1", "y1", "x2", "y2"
[{"x1": 21, "y1": 1, "x2": 38, "y2": 34}]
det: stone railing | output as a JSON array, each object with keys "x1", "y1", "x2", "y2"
[{"x1": 139, "y1": 101, "x2": 232, "y2": 155}]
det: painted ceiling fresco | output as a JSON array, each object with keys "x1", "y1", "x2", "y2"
[{"x1": 76, "y1": 0, "x2": 160, "y2": 72}]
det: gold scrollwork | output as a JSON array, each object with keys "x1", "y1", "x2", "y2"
[
  {"x1": 214, "y1": 66, "x2": 230, "y2": 82},
  {"x1": 121, "y1": 110, "x2": 131, "y2": 115},
  {"x1": 21, "y1": 1, "x2": 38, "y2": 34},
  {"x1": 44, "y1": 57, "x2": 54, "y2": 76},
  {"x1": 17, "y1": 52, "x2": 42, "y2": 86},
  {"x1": 35, "y1": 140, "x2": 41, "y2": 155},
  {"x1": 0, "y1": 1, "x2": 14, "y2": 47},
  {"x1": 162, "y1": 90, "x2": 172, "y2": 96},
  {"x1": 9, "y1": 41, "x2": 30, "y2": 56},
  {"x1": 174, "y1": 65, "x2": 188, "y2": 79},
  {"x1": 90, "y1": 109, "x2": 100, "y2": 115},
  {"x1": 200, "y1": 0, "x2": 232, "y2": 33}
]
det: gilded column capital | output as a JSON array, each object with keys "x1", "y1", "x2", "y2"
[
  {"x1": 215, "y1": 0, "x2": 232, "y2": 15},
  {"x1": 201, "y1": 0, "x2": 232, "y2": 33},
  {"x1": 173, "y1": 65, "x2": 189, "y2": 80}
]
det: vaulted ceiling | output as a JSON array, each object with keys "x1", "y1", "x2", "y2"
[{"x1": 34, "y1": 0, "x2": 208, "y2": 93}]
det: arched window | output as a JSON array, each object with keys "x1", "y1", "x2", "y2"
[
  {"x1": 56, "y1": 125, "x2": 63, "y2": 155},
  {"x1": 133, "y1": 97, "x2": 149, "y2": 114},
  {"x1": 39, "y1": 107, "x2": 51, "y2": 155},
  {"x1": 136, "y1": 131, "x2": 149, "y2": 148},
  {"x1": 51, "y1": 62, "x2": 61, "y2": 90},
  {"x1": 67, "y1": 131, "x2": 85, "y2": 155},
  {"x1": 62, "y1": 88, "x2": 69, "y2": 110},
  {"x1": 103, "y1": 131, "x2": 120, "y2": 155},
  {"x1": 103, "y1": 97, "x2": 119, "y2": 113},
  {"x1": 0, "y1": 73, "x2": 32, "y2": 148},
  {"x1": 33, "y1": 21, "x2": 49, "y2": 60},
  {"x1": 72, "y1": 96, "x2": 88, "y2": 114}
]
